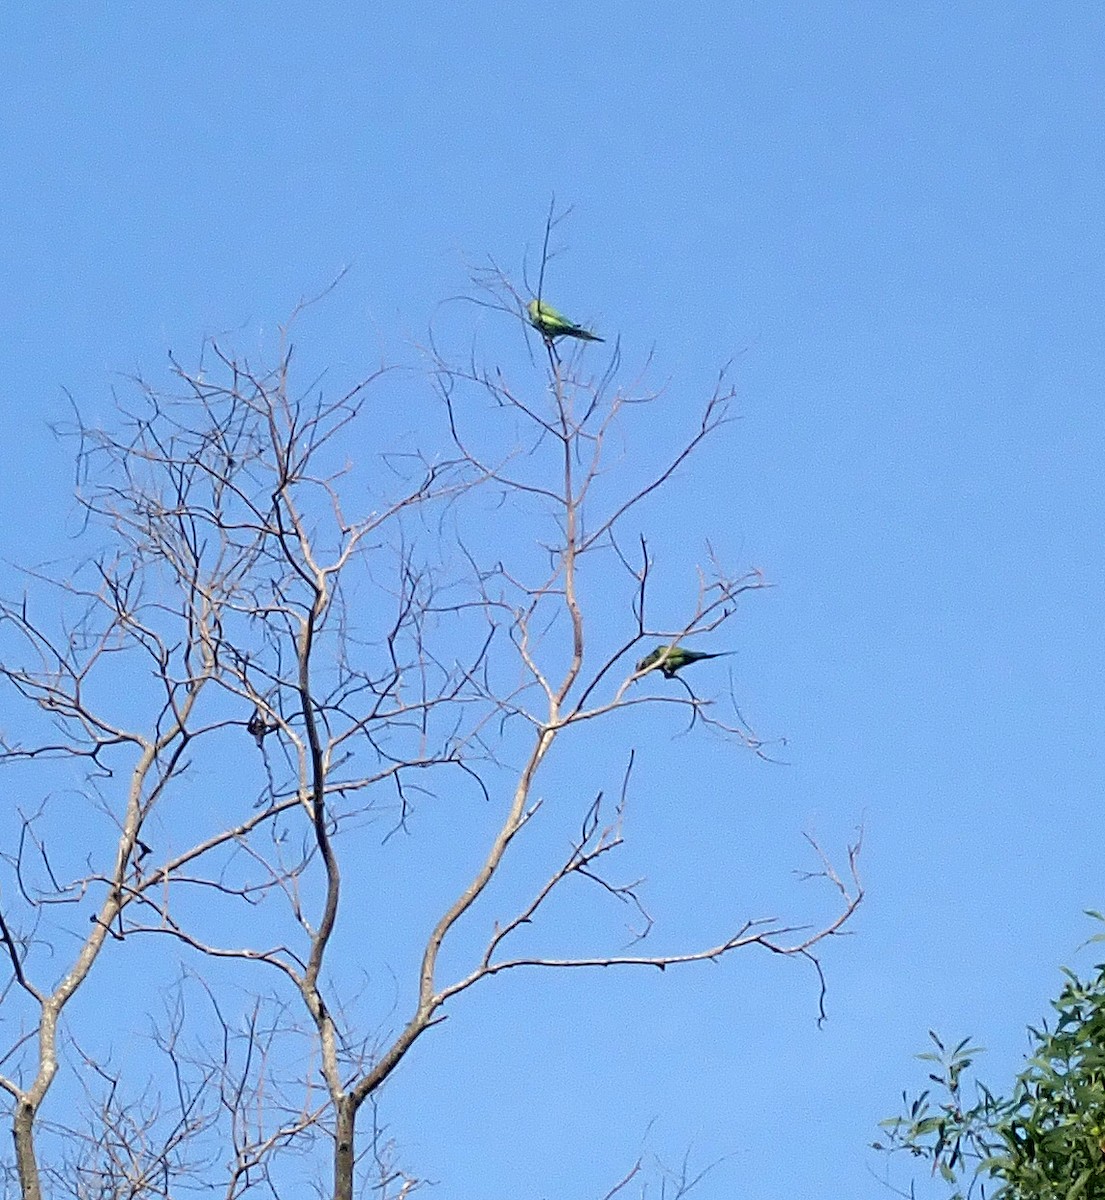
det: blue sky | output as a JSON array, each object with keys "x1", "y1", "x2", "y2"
[{"x1": 2, "y1": 4, "x2": 1104, "y2": 1198}]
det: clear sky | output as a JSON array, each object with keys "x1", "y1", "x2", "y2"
[{"x1": 2, "y1": 4, "x2": 1104, "y2": 1198}]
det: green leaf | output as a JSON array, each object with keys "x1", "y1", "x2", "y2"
[{"x1": 1067, "y1": 1166, "x2": 1093, "y2": 1198}]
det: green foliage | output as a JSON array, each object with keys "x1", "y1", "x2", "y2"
[{"x1": 878, "y1": 935, "x2": 1105, "y2": 1199}]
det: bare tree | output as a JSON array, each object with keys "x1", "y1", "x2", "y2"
[{"x1": 0, "y1": 234, "x2": 861, "y2": 1200}]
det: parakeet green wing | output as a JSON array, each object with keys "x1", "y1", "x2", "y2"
[
  {"x1": 635, "y1": 644, "x2": 732, "y2": 679},
  {"x1": 527, "y1": 298, "x2": 604, "y2": 342}
]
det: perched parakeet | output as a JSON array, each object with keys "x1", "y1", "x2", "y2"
[
  {"x1": 246, "y1": 708, "x2": 274, "y2": 748},
  {"x1": 527, "y1": 298, "x2": 604, "y2": 343},
  {"x1": 635, "y1": 644, "x2": 732, "y2": 679}
]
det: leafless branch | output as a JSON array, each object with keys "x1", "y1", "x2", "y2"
[{"x1": 0, "y1": 235, "x2": 861, "y2": 1200}]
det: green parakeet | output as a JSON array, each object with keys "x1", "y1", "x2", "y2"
[
  {"x1": 527, "y1": 298, "x2": 604, "y2": 343},
  {"x1": 635, "y1": 644, "x2": 732, "y2": 679}
]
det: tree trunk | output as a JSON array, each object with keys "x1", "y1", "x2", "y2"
[
  {"x1": 12, "y1": 1101, "x2": 41, "y2": 1200},
  {"x1": 333, "y1": 1095, "x2": 356, "y2": 1200}
]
